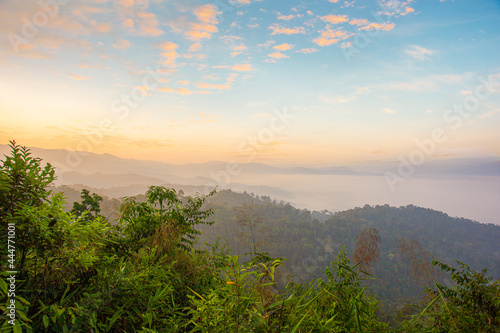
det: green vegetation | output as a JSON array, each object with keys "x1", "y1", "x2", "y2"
[{"x1": 1, "y1": 141, "x2": 499, "y2": 332}]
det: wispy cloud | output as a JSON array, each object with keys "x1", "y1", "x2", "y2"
[
  {"x1": 68, "y1": 73, "x2": 90, "y2": 80},
  {"x1": 297, "y1": 48, "x2": 318, "y2": 54},
  {"x1": 405, "y1": 45, "x2": 434, "y2": 61},
  {"x1": 359, "y1": 22, "x2": 395, "y2": 31},
  {"x1": 113, "y1": 39, "x2": 130, "y2": 50}
]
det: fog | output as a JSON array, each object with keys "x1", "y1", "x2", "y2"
[{"x1": 228, "y1": 173, "x2": 500, "y2": 225}]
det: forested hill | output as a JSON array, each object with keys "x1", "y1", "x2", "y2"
[
  {"x1": 56, "y1": 184, "x2": 500, "y2": 315},
  {"x1": 197, "y1": 190, "x2": 500, "y2": 314}
]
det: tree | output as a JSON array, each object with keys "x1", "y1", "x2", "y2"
[
  {"x1": 0, "y1": 140, "x2": 56, "y2": 271},
  {"x1": 119, "y1": 185, "x2": 215, "y2": 251},
  {"x1": 71, "y1": 189, "x2": 103, "y2": 223}
]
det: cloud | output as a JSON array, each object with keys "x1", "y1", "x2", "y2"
[
  {"x1": 268, "y1": 52, "x2": 289, "y2": 59},
  {"x1": 230, "y1": 0, "x2": 253, "y2": 4},
  {"x1": 382, "y1": 108, "x2": 398, "y2": 114},
  {"x1": 158, "y1": 87, "x2": 196, "y2": 95},
  {"x1": 136, "y1": 11, "x2": 164, "y2": 36},
  {"x1": 231, "y1": 64, "x2": 256, "y2": 71},
  {"x1": 349, "y1": 18, "x2": 369, "y2": 26},
  {"x1": 479, "y1": 109, "x2": 500, "y2": 119},
  {"x1": 273, "y1": 43, "x2": 294, "y2": 51},
  {"x1": 178, "y1": 80, "x2": 190, "y2": 85},
  {"x1": 195, "y1": 73, "x2": 237, "y2": 90},
  {"x1": 313, "y1": 27, "x2": 353, "y2": 46},
  {"x1": 297, "y1": 48, "x2": 318, "y2": 54},
  {"x1": 231, "y1": 44, "x2": 247, "y2": 57},
  {"x1": 320, "y1": 14, "x2": 349, "y2": 25},
  {"x1": 122, "y1": 18, "x2": 134, "y2": 28},
  {"x1": 359, "y1": 22, "x2": 395, "y2": 31},
  {"x1": 113, "y1": 39, "x2": 130, "y2": 50},
  {"x1": 278, "y1": 14, "x2": 296, "y2": 20},
  {"x1": 190, "y1": 112, "x2": 216, "y2": 124},
  {"x1": 269, "y1": 24, "x2": 306, "y2": 35},
  {"x1": 156, "y1": 41, "x2": 179, "y2": 67},
  {"x1": 404, "y1": 45, "x2": 435, "y2": 61},
  {"x1": 196, "y1": 82, "x2": 231, "y2": 90},
  {"x1": 188, "y1": 43, "x2": 202, "y2": 52},
  {"x1": 329, "y1": 0, "x2": 340, "y2": 2},
  {"x1": 377, "y1": 0, "x2": 417, "y2": 17},
  {"x1": 68, "y1": 73, "x2": 90, "y2": 80},
  {"x1": 170, "y1": 4, "x2": 220, "y2": 41},
  {"x1": 404, "y1": 7, "x2": 415, "y2": 15}
]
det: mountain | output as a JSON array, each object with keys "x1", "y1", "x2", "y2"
[
  {"x1": 0, "y1": 145, "x2": 361, "y2": 180},
  {"x1": 195, "y1": 191, "x2": 500, "y2": 318}
]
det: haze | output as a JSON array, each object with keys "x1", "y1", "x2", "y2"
[{"x1": 1, "y1": 0, "x2": 499, "y2": 224}]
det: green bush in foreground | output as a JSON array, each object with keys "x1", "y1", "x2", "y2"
[{"x1": 1, "y1": 141, "x2": 499, "y2": 332}]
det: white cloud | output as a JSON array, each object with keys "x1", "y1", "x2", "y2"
[{"x1": 405, "y1": 45, "x2": 434, "y2": 61}]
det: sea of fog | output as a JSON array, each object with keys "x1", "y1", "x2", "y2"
[{"x1": 228, "y1": 174, "x2": 500, "y2": 225}]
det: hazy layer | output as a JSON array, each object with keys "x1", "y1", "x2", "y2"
[{"x1": 228, "y1": 174, "x2": 500, "y2": 225}]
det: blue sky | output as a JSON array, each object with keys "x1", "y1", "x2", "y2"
[{"x1": 0, "y1": 0, "x2": 499, "y2": 165}]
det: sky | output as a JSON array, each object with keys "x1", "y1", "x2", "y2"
[{"x1": 1, "y1": 0, "x2": 499, "y2": 166}]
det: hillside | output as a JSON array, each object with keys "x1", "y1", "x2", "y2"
[{"x1": 195, "y1": 190, "x2": 500, "y2": 316}]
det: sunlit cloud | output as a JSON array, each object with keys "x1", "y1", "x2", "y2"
[
  {"x1": 273, "y1": 43, "x2": 294, "y2": 51},
  {"x1": 269, "y1": 24, "x2": 306, "y2": 35},
  {"x1": 156, "y1": 41, "x2": 179, "y2": 67},
  {"x1": 359, "y1": 22, "x2": 395, "y2": 31},
  {"x1": 268, "y1": 52, "x2": 289, "y2": 59},
  {"x1": 278, "y1": 14, "x2": 296, "y2": 20},
  {"x1": 349, "y1": 18, "x2": 369, "y2": 26},
  {"x1": 68, "y1": 73, "x2": 90, "y2": 80},
  {"x1": 196, "y1": 82, "x2": 231, "y2": 90},
  {"x1": 170, "y1": 4, "x2": 220, "y2": 41},
  {"x1": 136, "y1": 12, "x2": 164, "y2": 36},
  {"x1": 313, "y1": 27, "x2": 354, "y2": 46},
  {"x1": 297, "y1": 48, "x2": 318, "y2": 54},
  {"x1": 113, "y1": 39, "x2": 130, "y2": 50},
  {"x1": 320, "y1": 14, "x2": 349, "y2": 25},
  {"x1": 190, "y1": 112, "x2": 216, "y2": 124},
  {"x1": 231, "y1": 64, "x2": 256, "y2": 71},
  {"x1": 231, "y1": 44, "x2": 248, "y2": 57}
]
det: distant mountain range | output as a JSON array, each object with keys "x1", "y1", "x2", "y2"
[{"x1": 1, "y1": 145, "x2": 498, "y2": 182}]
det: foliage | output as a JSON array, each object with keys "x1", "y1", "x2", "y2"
[
  {"x1": 71, "y1": 189, "x2": 104, "y2": 223},
  {"x1": 119, "y1": 186, "x2": 215, "y2": 252},
  {"x1": 1, "y1": 141, "x2": 499, "y2": 332}
]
